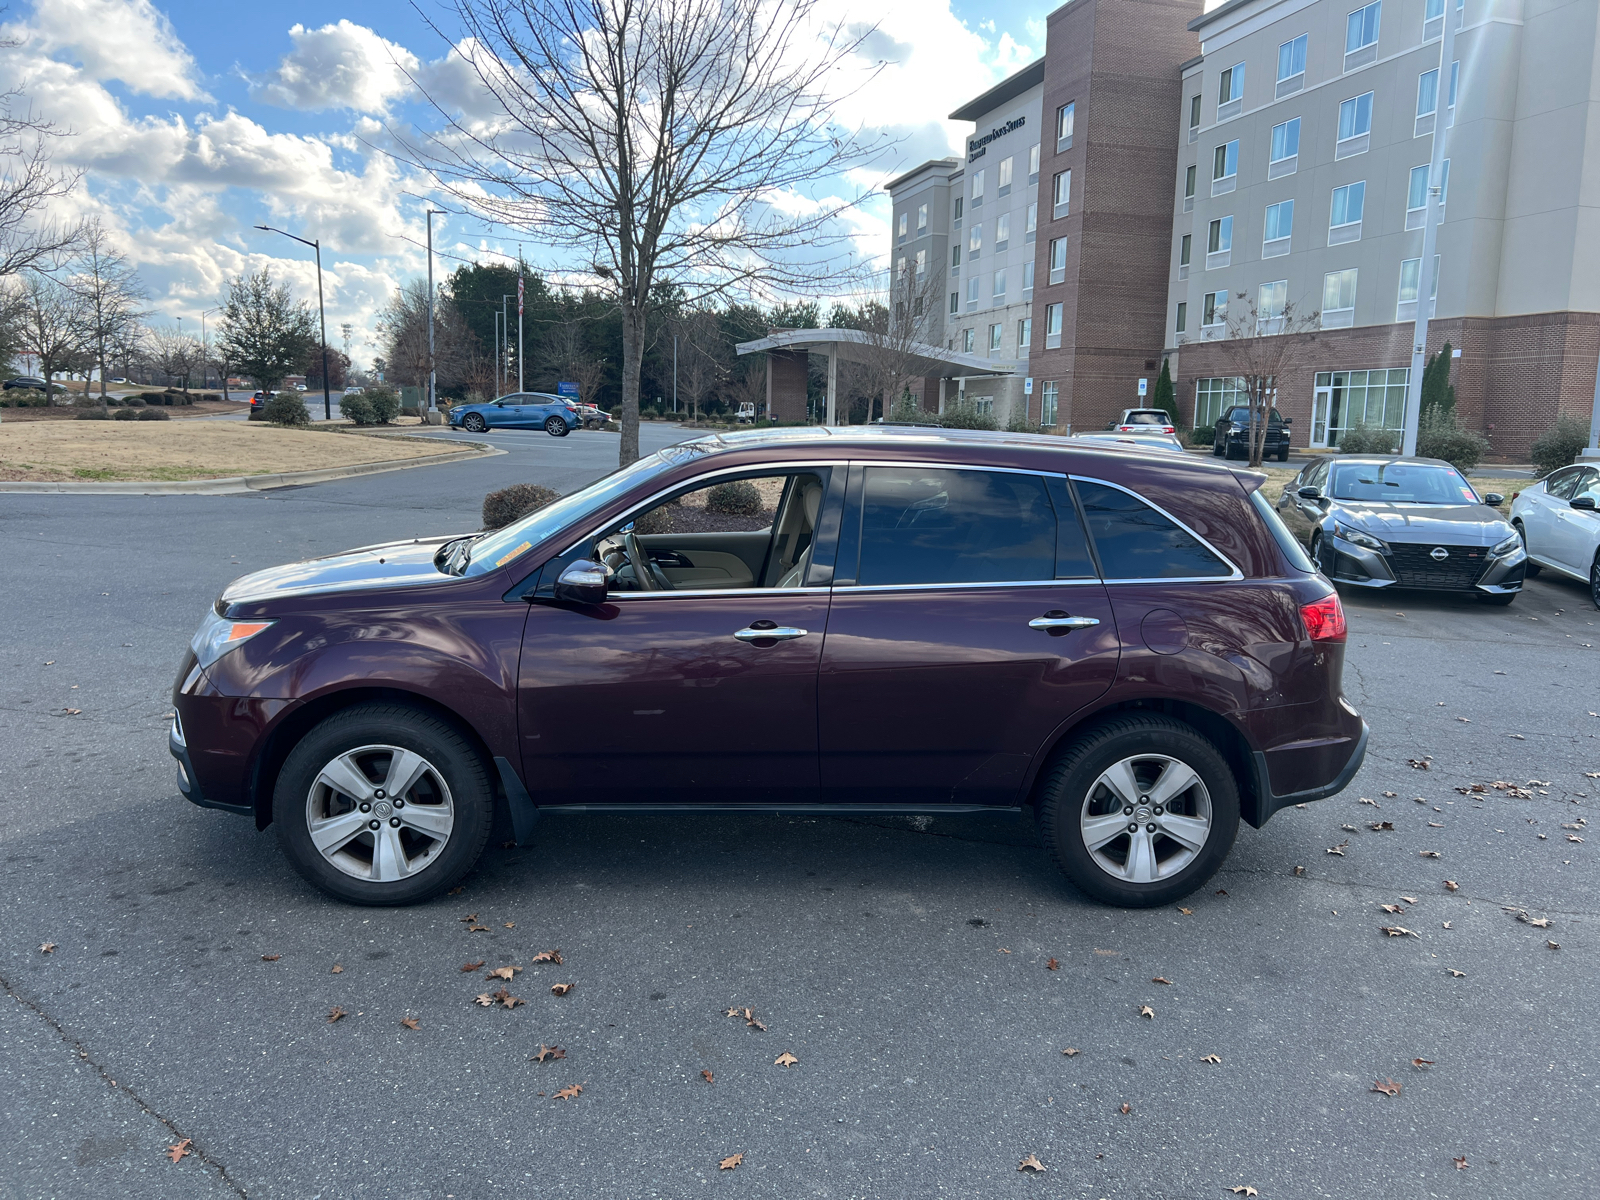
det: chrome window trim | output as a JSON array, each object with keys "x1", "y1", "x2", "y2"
[
  {"x1": 607, "y1": 586, "x2": 832, "y2": 601},
  {"x1": 1069, "y1": 474, "x2": 1244, "y2": 582}
]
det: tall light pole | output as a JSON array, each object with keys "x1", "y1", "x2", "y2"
[
  {"x1": 516, "y1": 247, "x2": 525, "y2": 394},
  {"x1": 201, "y1": 305, "x2": 221, "y2": 392},
  {"x1": 426, "y1": 210, "x2": 446, "y2": 415},
  {"x1": 255, "y1": 224, "x2": 333, "y2": 420},
  {"x1": 501, "y1": 292, "x2": 516, "y2": 395},
  {"x1": 1400, "y1": 9, "x2": 1459, "y2": 457}
]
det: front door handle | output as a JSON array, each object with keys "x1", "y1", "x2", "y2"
[
  {"x1": 734, "y1": 624, "x2": 808, "y2": 642},
  {"x1": 1028, "y1": 612, "x2": 1100, "y2": 631}
]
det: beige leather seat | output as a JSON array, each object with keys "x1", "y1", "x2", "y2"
[{"x1": 775, "y1": 482, "x2": 823, "y2": 588}]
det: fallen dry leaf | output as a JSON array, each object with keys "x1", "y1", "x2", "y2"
[
  {"x1": 458, "y1": 913, "x2": 479, "y2": 922},
  {"x1": 530, "y1": 949, "x2": 563, "y2": 965},
  {"x1": 260, "y1": 954, "x2": 281, "y2": 962},
  {"x1": 1359, "y1": 796, "x2": 1379, "y2": 807},
  {"x1": 474, "y1": 993, "x2": 494, "y2": 1006},
  {"x1": 39, "y1": 943, "x2": 56, "y2": 954},
  {"x1": 166, "y1": 1139, "x2": 191, "y2": 1164},
  {"x1": 1201, "y1": 1054, "x2": 1222, "y2": 1064},
  {"x1": 1454, "y1": 1156, "x2": 1468, "y2": 1170},
  {"x1": 1152, "y1": 976, "x2": 1173, "y2": 985},
  {"x1": 1548, "y1": 940, "x2": 1561, "y2": 950},
  {"x1": 1293, "y1": 865, "x2": 1306, "y2": 875},
  {"x1": 61, "y1": 707, "x2": 82, "y2": 715},
  {"x1": 486, "y1": 965, "x2": 521, "y2": 981},
  {"x1": 1401, "y1": 896, "x2": 1418, "y2": 904},
  {"x1": 701, "y1": 1069, "x2": 714, "y2": 1083},
  {"x1": 460, "y1": 960, "x2": 486, "y2": 972},
  {"x1": 1382, "y1": 790, "x2": 1398, "y2": 797},
  {"x1": 1119, "y1": 1102, "x2": 1132, "y2": 1115},
  {"x1": 1412, "y1": 1058, "x2": 1434, "y2": 1069},
  {"x1": 550, "y1": 982, "x2": 574, "y2": 997},
  {"x1": 1018, "y1": 1154, "x2": 1046, "y2": 1173},
  {"x1": 532, "y1": 1044, "x2": 565, "y2": 1063},
  {"x1": 1442, "y1": 922, "x2": 1452, "y2": 929},
  {"x1": 1046, "y1": 958, "x2": 1060, "y2": 971},
  {"x1": 1380, "y1": 926, "x2": 1420, "y2": 938},
  {"x1": 493, "y1": 988, "x2": 525, "y2": 1008},
  {"x1": 1326, "y1": 840, "x2": 1349, "y2": 856},
  {"x1": 553, "y1": 1083, "x2": 583, "y2": 1100},
  {"x1": 1444, "y1": 880, "x2": 1459, "y2": 892},
  {"x1": 400, "y1": 1017, "x2": 420, "y2": 1030},
  {"x1": 327, "y1": 1007, "x2": 347, "y2": 1023},
  {"x1": 448, "y1": 886, "x2": 465, "y2": 895},
  {"x1": 1229, "y1": 1189, "x2": 1259, "y2": 1198},
  {"x1": 1138, "y1": 1005, "x2": 1155, "y2": 1019},
  {"x1": 503, "y1": 922, "x2": 515, "y2": 929},
  {"x1": 1408, "y1": 757, "x2": 1432, "y2": 770},
  {"x1": 1569, "y1": 835, "x2": 1585, "y2": 843},
  {"x1": 467, "y1": 924, "x2": 490, "y2": 933},
  {"x1": 719, "y1": 1153, "x2": 743, "y2": 1170},
  {"x1": 1429, "y1": 821, "x2": 1444, "y2": 827},
  {"x1": 1371, "y1": 1078, "x2": 1401, "y2": 1096},
  {"x1": 1517, "y1": 913, "x2": 1553, "y2": 928},
  {"x1": 774, "y1": 1051, "x2": 799, "y2": 1068},
  {"x1": 1178, "y1": 907, "x2": 1194, "y2": 915},
  {"x1": 1062, "y1": 1047, "x2": 1080, "y2": 1057},
  {"x1": 1419, "y1": 850, "x2": 1442, "y2": 859},
  {"x1": 1380, "y1": 904, "x2": 1403, "y2": 914},
  {"x1": 1368, "y1": 821, "x2": 1395, "y2": 832},
  {"x1": 1447, "y1": 968, "x2": 1465, "y2": 977},
  {"x1": 330, "y1": 964, "x2": 343, "y2": 974}
]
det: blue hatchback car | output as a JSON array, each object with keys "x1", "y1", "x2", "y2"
[{"x1": 449, "y1": 392, "x2": 581, "y2": 436}]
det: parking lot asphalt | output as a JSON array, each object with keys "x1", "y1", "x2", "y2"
[{"x1": 2, "y1": 429, "x2": 1596, "y2": 1199}]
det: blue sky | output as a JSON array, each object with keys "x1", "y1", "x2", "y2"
[{"x1": 8, "y1": 0, "x2": 1057, "y2": 366}]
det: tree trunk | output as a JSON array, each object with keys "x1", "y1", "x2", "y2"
[{"x1": 618, "y1": 303, "x2": 644, "y2": 466}]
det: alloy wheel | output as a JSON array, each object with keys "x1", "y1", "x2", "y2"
[
  {"x1": 463, "y1": 414, "x2": 486, "y2": 432},
  {"x1": 1079, "y1": 753, "x2": 1213, "y2": 885},
  {"x1": 304, "y1": 744, "x2": 455, "y2": 883}
]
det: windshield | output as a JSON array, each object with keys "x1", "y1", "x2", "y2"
[
  {"x1": 464, "y1": 451, "x2": 680, "y2": 576},
  {"x1": 1329, "y1": 462, "x2": 1479, "y2": 505}
]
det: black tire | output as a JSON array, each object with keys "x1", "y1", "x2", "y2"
[
  {"x1": 1310, "y1": 531, "x2": 1328, "y2": 575},
  {"x1": 1478, "y1": 591, "x2": 1518, "y2": 606},
  {"x1": 1277, "y1": 445, "x2": 1290, "y2": 462},
  {"x1": 545, "y1": 416, "x2": 568, "y2": 437},
  {"x1": 1212, "y1": 441, "x2": 1224, "y2": 457},
  {"x1": 1512, "y1": 523, "x2": 1540, "y2": 576},
  {"x1": 1225, "y1": 442, "x2": 1243, "y2": 461},
  {"x1": 463, "y1": 413, "x2": 487, "y2": 433},
  {"x1": 1036, "y1": 716, "x2": 1240, "y2": 907},
  {"x1": 274, "y1": 703, "x2": 494, "y2": 906},
  {"x1": 1591, "y1": 553, "x2": 1600, "y2": 611}
]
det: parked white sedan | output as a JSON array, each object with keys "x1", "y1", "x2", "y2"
[{"x1": 1510, "y1": 463, "x2": 1600, "y2": 607}]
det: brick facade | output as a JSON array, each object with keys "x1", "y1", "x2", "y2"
[{"x1": 766, "y1": 349, "x2": 809, "y2": 424}]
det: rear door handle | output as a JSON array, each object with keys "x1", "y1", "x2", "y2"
[
  {"x1": 1028, "y1": 612, "x2": 1100, "y2": 631},
  {"x1": 734, "y1": 625, "x2": 808, "y2": 642}
]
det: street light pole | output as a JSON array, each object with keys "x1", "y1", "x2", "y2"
[
  {"x1": 254, "y1": 224, "x2": 333, "y2": 420},
  {"x1": 201, "y1": 306, "x2": 222, "y2": 394},
  {"x1": 426, "y1": 210, "x2": 446, "y2": 415},
  {"x1": 501, "y1": 293, "x2": 515, "y2": 396}
]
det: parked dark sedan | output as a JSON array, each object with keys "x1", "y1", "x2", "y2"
[
  {"x1": 1278, "y1": 455, "x2": 1523, "y2": 604},
  {"x1": 171, "y1": 428, "x2": 1366, "y2": 908},
  {"x1": 4, "y1": 376, "x2": 49, "y2": 391}
]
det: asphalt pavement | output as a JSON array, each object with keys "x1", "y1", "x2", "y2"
[{"x1": 2, "y1": 425, "x2": 1596, "y2": 1199}]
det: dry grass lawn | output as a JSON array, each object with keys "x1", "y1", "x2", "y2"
[{"x1": 0, "y1": 421, "x2": 464, "y2": 483}]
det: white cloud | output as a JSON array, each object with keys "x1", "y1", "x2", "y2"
[
  {"x1": 11, "y1": 0, "x2": 207, "y2": 101},
  {"x1": 251, "y1": 20, "x2": 421, "y2": 114}
]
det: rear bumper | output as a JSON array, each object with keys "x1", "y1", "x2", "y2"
[{"x1": 1251, "y1": 718, "x2": 1368, "y2": 826}]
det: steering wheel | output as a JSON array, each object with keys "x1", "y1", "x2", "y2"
[{"x1": 623, "y1": 529, "x2": 670, "y2": 591}]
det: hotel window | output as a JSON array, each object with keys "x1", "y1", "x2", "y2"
[
  {"x1": 1202, "y1": 290, "x2": 1227, "y2": 328},
  {"x1": 1217, "y1": 62, "x2": 1244, "y2": 121},
  {"x1": 1449, "y1": 60, "x2": 1459, "y2": 109},
  {"x1": 1337, "y1": 91, "x2": 1373, "y2": 158},
  {"x1": 1179, "y1": 233, "x2": 1191, "y2": 278},
  {"x1": 1257, "y1": 279, "x2": 1288, "y2": 333},
  {"x1": 1329, "y1": 181, "x2": 1366, "y2": 243},
  {"x1": 1017, "y1": 317, "x2": 1032, "y2": 349},
  {"x1": 1041, "y1": 381, "x2": 1059, "y2": 427},
  {"x1": 1269, "y1": 117, "x2": 1299, "y2": 178},
  {"x1": 1416, "y1": 67, "x2": 1438, "y2": 135},
  {"x1": 952, "y1": 245, "x2": 961, "y2": 268},
  {"x1": 912, "y1": 296, "x2": 923, "y2": 317},
  {"x1": 954, "y1": 196, "x2": 963, "y2": 224},
  {"x1": 1056, "y1": 101, "x2": 1075, "y2": 151},
  {"x1": 993, "y1": 269, "x2": 1007, "y2": 301},
  {"x1": 897, "y1": 212, "x2": 907, "y2": 242},
  {"x1": 969, "y1": 223, "x2": 982, "y2": 255},
  {"x1": 1176, "y1": 301, "x2": 1187, "y2": 333},
  {"x1": 1322, "y1": 268, "x2": 1358, "y2": 328},
  {"x1": 1049, "y1": 236, "x2": 1068, "y2": 285},
  {"x1": 1025, "y1": 202, "x2": 1037, "y2": 243},
  {"x1": 896, "y1": 255, "x2": 906, "y2": 282},
  {"x1": 1183, "y1": 164, "x2": 1196, "y2": 212},
  {"x1": 950, "y1": 291, "x2": 959, "y2": 314},
  {"x1": 1188, "y1": 94, "x2": 1201, "y2": 143},
  {"x1": 989, "y1": 323, "x2": 1003, "y2": 352},
  {"x1": 995, "y1": 213, "x2": 1010, "y2": 250},
  {"x1": 1424, "y1": 0, "x2": 1462, "y2": 41},
  {"x1": 1263, "y1": 198, "x2": 1293, "y2": 257},
  {"x1": 972, "y1": 168, "x2": 985, "y2": 204},
  {"x1": 1053, "y1": 169, "x2": 1071, "y2": 219},
  {"x1": 998, "y1": 156, "x2": 1013, "y2": 196},
  {"x1": 1212, "y1": 139, "x2": 1239, "y2": 195},
  {"x1": 1345, "y1": 1, "x2": 1381, "y2": 70},
  {"x1": 1028, "y1": 143, "x2": 1040, "y2": 182},
  {"x1": 963, "y1": 327, "x2": 975, "y2": 353},
  {"x1": 915, "y1": 248, "x2": 927, "y2": 282},
  {"x1": 1194, "y1": 376, "x2": 1247, "y2": 428},
  {"x1": 1397, "y1": 254, "x2": 1440, "y2": 320},
  {"x1": 916, "y1": 203, "x2": 927, "y2": 233},
  {"x1": 966, "y1": 278, "x2": 980, "y2": 309},
  {"x1": 1206, "y1": 215, "x2": 1233, "y2": 269},
  {"x1": 1277, "y1": 33, "x2": 1307, "y2": 97},
  {"x1": 1406, "y1": 164, "x2": 1429, "y2": 228},
  {"x1": 1022, "y1": 261, "x2": 1035, "y2": 292},
  {"x1": 1044, "y1": 302, "x2": 1063, "y2": 349}
]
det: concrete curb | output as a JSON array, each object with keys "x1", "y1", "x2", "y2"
[{"x1": 0, "y1": 436, "x2": 503, "y2": 495}]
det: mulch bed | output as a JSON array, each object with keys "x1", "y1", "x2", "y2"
[{"x1": 653, "y1": 506, "x2": 774, "y2": 534}]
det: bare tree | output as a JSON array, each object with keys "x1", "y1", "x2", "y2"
[
  {"x1": 404, "y1": 0, "x2": 883, "y2": 465},
  {"x1": 16, "y1": 272, "x2": 90, "y2": 400},
  {"x1": 67, "y1": 222, "x2": 148, "y2": 404},
  {"x1": 378, "y1": 278, "x2": 472, "y2": 392},
  {"x1": 539, "y1": 314, "x2": 607, "y2": 406},
  {"x1": 849, "y1": 261, "x2": 946, "y2": 423},
  {"x1": 145, "y1": 326, "x2": 203, "y2": 391},
  {"x1": 666, "y1": 307, "x2": 721, "y2": 422},
  {"x1": 1181, "y1": 289, "x2": 1320, "y2": 467},
  {"x1": 0, "y1": 18, "x2": 85, "y2": 277}
]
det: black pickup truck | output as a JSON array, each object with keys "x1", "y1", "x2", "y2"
[{"x1": 1213, "y1": 405, "x2": 1292, "y2": 461}]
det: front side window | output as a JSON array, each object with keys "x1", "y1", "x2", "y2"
[
  {"x1": 1546, "y1": 466, "x2": 1587, "y2": 499},
  {"x1": 1265, "y1": 199, "x2": 1294, "y2": 242},
  {"x1": 854, "y1": 467, "x2": 1061, "y2": 586},
  {"x1": 1270, "y1": 118, "x2": 1300, "y2": 163},
  {"x1": 1346, "y1": 1, "x2": 1381, "y2": 53},
  {"x1": 1074, "y1": 480, "x2": 1232, "y2": 580},
  {"x1": 1331, "y1": 181, "x2": 1366, "y2": 227},
  {"x1": 998, "y1": 156, "x2": 1014, "y2": 190},
  {"x1": 1278, "y1": 34, "x2": 1308, "y2": 81},
  {"x1": 1338, "y1": 92, "x2": 1374, "y2": 141},
  {"x1": 1213, "y1": 139, "x2": 1239, "y2": 180},
  {"x1": 1203, "y1": 291, "x2": 1227, "y2": 326}
]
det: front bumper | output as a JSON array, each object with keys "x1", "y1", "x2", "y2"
[
  {"x1": 169, "y1": 709, "x2": 251, "y2": 815},
  {"x1": 1327, "y1": 534, "x2": 1525, "y2": 594}
]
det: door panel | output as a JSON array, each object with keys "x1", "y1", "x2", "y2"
[
  {"x1": 818, "y1": 584, "x2": 1119, "y2": 805},
  {"x1": 519, "y1": 594, "x2": 829, "y2": 805}
]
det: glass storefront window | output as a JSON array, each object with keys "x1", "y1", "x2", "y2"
[
  {"x1": 1312, "y1": 368, "x2": 1410, "y2": 447},
  {"x1": 1194, "y1": 376, "x2": 1247, "y2": 428}
]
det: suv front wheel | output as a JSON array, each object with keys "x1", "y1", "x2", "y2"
[{"x1": 1037, "y1": 716, "x2": 1240, "y2": 907}]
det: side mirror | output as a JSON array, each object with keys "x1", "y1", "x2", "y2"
[
  {"x1": 1482, "y1": 493, "x2": 1505, "y2": 507},
  {"x1": 553, "y1": 560, "x2": 610, "y2": 605},
  {"x1": 1297, "y1": 485, "x2": 1323, "y2": 500},
  {"x1": 1281, "y1": 417, "x2": 1293, "y2": 425},
  {"x1": 1572, "y1": 495, "x2": 1597, "y2": 511}
]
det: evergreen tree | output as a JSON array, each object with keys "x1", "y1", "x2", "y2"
[
  {"x1": 1151, "y1": 358, "x2": 1175, "y2": 423},
  {"x1": 1419, "y1": 341, "x2": 1456, "y2": 418}
]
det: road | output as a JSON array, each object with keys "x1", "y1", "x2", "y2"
[{"x1": 1, "y1": 428, "x2": 1596, "y2": 1199}]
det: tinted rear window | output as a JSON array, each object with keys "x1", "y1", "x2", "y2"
[
  {"x1": 1074, "y1": 479, "x2": 1233, "y2": 579},
  {"x1": 856, "y1": 467, "x2": 1056, "y2": 585}
]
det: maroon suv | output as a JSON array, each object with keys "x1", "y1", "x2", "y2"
[{"x1": 171, "y1": 428, "x2": 1366, "y2": 907}]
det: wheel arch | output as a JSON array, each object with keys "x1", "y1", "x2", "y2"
[{"x1": 249, "y1": 686, "x2": 500, "y2": 831}]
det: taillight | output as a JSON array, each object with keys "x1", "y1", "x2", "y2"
[{"x1": 1300, "y1": 592, "x2": 1347, "y2": 643}]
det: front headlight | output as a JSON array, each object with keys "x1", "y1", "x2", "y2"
[
  {"x1": 191, "y1": 607, "x2": 275, "y2": 669},
  {"x1": 1334, "y1": 522, "x2": 1389, "y2": 553},
  {"x1": 1491, "y1": 532, "x2": 1522, "y2": 557}
]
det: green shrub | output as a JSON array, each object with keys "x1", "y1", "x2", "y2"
[
  {"x1": 136, "y1": 407, "x2": 171, "y2": 421},
  {"x1": 1530, "y1": 415, "x2": 1590, "y2": 477},
  {"x1": 482, "y1": 483, "x2": 562, "y2": 530},
  {"x1": 72, "y1": 393, "x2": 99, "y2": 408},
  {"x1": 201, "y1": 393, "x2": 221, "y2": 403},
  {"x1": 364, "y1": 387, "x2": 401, "y2": 424},
  {"x1": 937, "y1": 400, "x2": 998, "y2": 431},
  {"x1": 123, "y1": 396, "x2": 145, "y2": 408},
  {"x1": 139, "y1": 391, "x2": 166, "y2": 404},
  {"x1": 1, "y1": 389, "x2": 47, "y2": 407},
  {"x1": 339, "y1": 394, "x2": 377, "y2": 425},
  {"x1": 1336, "y1": 423, "x2": 1400, "y2": 455},
  {"x1": 112, "y1": 407, "x2": 140, "y2": 421},
  {"x1": 1415, "y1": 408, "x2": 1489, "y2": 470},
  {"x1": 1188, "y1": 423, "x2": 1216, "y2": 448},
  {"x1": 632, "y1": 505, "x2": 674, "y2": 534},
  {"x1": 706, "y1": 480, "x2": 763, "y2": 515},
  {"x1": 75, "y1": 409, "x2": 111, "y2": 420},
  {"x1": 165, "y1": 390, "x2": 192, "y2": 406},
  {"x1": 261, "y1": 392, "x2": 310, "y2": 426}
]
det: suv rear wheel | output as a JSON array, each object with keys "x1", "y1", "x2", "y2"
[
  {"x1": 274, "y1": 704, "x2": 493, "y2": 905},
  {"x1": 1037, "y1": 716, "x2": 1240, "y2": 907}
]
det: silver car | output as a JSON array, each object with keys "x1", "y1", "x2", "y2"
[{"x1": 1509, "y1": 462, "x2": 1600, "y2": 608}]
